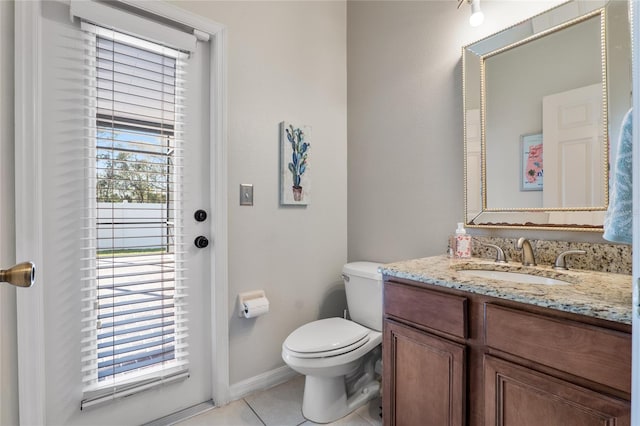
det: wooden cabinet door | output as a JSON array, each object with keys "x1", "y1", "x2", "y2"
[
  {"x1": 383, "y1": 320, "x2": 465, "y2": 426},
  {"x1": 484, "y1": 355, "x2": 630, "y2": 426}
]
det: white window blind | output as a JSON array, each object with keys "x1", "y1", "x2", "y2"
[{"x1": 80, "y1": 23, "x2": 189, "y2": 409}]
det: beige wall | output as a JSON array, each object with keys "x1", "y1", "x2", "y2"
[
  {"x1": 170, "y1": 1, "x2": 348, "y2": 385},
  {"x1": 346, "y1": 0, "x2": 605, "y2": 265}
]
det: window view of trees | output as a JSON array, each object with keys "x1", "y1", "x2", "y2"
[{"x1": 96, "y1": 128, "x2": 173, "y2": 204}]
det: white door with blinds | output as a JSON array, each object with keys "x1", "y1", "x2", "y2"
[
  {"x1": 14, "y1": 1, "x2": 221, "y2": 424},
  {"x1": 82, "y1": 23, "x2": 198, "y2": 407}
]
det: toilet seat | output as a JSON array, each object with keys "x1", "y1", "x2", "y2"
[{"x1": 284, "y1": 317, "x2": 371, "y2": 358}]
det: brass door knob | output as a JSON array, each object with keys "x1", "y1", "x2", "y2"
[{"x1": 0, "y1": 262, "x2": 35, "y2": 288}]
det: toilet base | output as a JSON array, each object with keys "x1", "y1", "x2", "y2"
[{"x1": 301, "y1": 375, "x2": 380, "y2": 424}]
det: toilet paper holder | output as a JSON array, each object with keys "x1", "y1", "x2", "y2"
[{"x1": 237, "y1": 290, "x2": 269, "y2": 317}]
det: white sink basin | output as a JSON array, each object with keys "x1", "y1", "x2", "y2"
[{"x1": 457, "y1": 269, "x2": 570, "y2": 285}]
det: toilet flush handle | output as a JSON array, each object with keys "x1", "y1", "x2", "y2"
[{"x1": 341, "y1": 273, "x2": 350, "y2": 282}]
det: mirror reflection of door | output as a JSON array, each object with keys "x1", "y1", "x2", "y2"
[
  {"x1": 542, "y1": 83, "x2": 604, "y2": 208},
  {"x1": 483, "y1": 13, "x2": 602, "y2": 210}
]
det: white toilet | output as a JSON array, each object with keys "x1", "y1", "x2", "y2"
[{"x1": 281, "y1": 261, "x2": 383, "y2": 424}]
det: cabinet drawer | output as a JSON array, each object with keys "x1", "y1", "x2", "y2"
[
  {"x1": 485, "y1": 303, "x2": 631, "y2": 394},
  {"x1": 384, "y1": 281, "x2": 467, "y2": 339}
]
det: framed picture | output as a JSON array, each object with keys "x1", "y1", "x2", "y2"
[
  {"x1": 520, "y1": 133, "x2": 543, "y2": 191},
  {"x1": 280, "y1": 121, "x2": 311, "y2": 205}
]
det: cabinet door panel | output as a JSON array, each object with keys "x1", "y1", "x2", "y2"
[
  {"x1": 484, "y1": 355, "x2": 630, "y2": 426},
  {"x1": 383, "y1": 320, "x2": 465, "y2": 426}
]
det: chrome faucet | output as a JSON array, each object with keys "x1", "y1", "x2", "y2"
[
  {"x1": 516, "y1": 237, "x2": 536, "y2": 266},
  {"x1": 553, "y1": 249, "x2": 586, "y2": 270},
  {"x1": 483, "y1": 244, "x2": 507, "y2": 263}
]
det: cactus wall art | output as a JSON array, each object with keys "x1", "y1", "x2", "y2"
[{"x1": 280, "y1": 122, "x2": 311, "y2": 205}]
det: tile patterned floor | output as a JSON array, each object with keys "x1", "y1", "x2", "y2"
[{"x1": 174, "y1": 375, "x2": 382, "y2": 426}]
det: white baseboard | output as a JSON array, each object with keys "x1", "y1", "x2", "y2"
[{"x1": 228, "y1": 365, "x2": 299, "y2": 402}]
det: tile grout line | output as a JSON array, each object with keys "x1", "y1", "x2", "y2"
[
  {"x1": 243, "y1": 397, "x2": 268, "y2": 426},
  {"x1": 355, "y1": 412, "x2": 371, "y2": 426},
  {"x1": 355, "y1": 401, "x2": 383, "y2": 426}
]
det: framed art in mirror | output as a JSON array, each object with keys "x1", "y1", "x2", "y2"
[{"x1": 520, "y1": 133, "x2": 543, "y2": 192}]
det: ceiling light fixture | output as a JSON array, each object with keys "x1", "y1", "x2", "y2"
[{"x1": 468, "y1": 0, "x2": 485, "y2": 27}]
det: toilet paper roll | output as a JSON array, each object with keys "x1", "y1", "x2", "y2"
[{"x1": 243, "y1": 297, "x2": 269, "y2": 318}]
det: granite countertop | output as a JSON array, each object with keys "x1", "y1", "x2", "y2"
[{"x1": 381, "y1": 255, "x2": 633, "y2": 325}]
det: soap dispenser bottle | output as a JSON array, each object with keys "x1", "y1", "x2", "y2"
[{"x1": 454, "y1": 222, "x2": 472, "y2": 259}]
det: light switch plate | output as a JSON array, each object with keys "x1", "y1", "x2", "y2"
[{"x1": 240, "y1": 184, "x2": 253, "y2": 206}]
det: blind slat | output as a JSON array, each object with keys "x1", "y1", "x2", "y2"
[
  {"x1": 98, "y1": 303, "x2": 176, "y2": 320},
  {"x1": 98, "y1": 294, "x2": 175, "y2": 310},
  {"x1": 98, "y1": 350, "x2": 175, "y2": 379},
  {"x1": 96, "y1": 124, "x2": 184, "y2": 141},
  {"x1": 98, "y1": 331, "x2": 173, "y2": 352},
  {"x1": 97, "y1": 289, "x2": 176, "y2": 300},
  {"x1": 96, "y1": 38, "x2": 178, "y2": 67},
  {"x1": 100, "y1": 313, "x2": 174, "y2": 331},
  {"x1": 93, "y1": 259, "x2": 177, "y2": 269},
  {"x1": 97, "y1": 278, "x2": 177, "y2": 288},
  {"x1": 97, "y1": 50, "x2": 177, "y2": 77},
  {"x1": 97, "y1": 115, "x2": 177, "y2": 135}
]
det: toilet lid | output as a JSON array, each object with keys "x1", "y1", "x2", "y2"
[{"x1": 284, "y1": 317, "x2": 370, "y2": 357}]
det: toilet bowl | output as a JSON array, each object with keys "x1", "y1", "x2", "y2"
[{"x1": 281, "y1": 262, "x2": 383, "y2": 424}]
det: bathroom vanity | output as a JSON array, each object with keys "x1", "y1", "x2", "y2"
[{"x1": 381, "y1": 256, "x2": 632, "y2": 426}]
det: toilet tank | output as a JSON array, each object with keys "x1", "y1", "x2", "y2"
[{"x1": 342, "y1": 261, "x2": 383, "y2": 332}]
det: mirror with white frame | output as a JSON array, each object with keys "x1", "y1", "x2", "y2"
[{"x1": 463, "y1": 0, "x2": 631, "y2": 231}]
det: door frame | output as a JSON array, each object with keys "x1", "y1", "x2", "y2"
[
  {"x1": 0, "y1": 1, "x2": 18, "y2": 425},
  {"x1": 14, "y1": 1, "x2": 229, "y2": 423}
]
